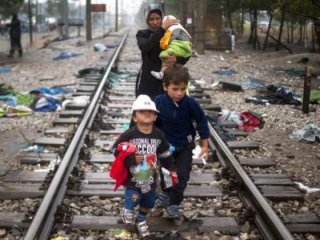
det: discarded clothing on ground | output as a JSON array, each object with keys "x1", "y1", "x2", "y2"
[
  {"x1": 77, "y1": 67, "x2": 104, "y2": 77},
  {"x1": 31, "y1": 94, "x2": 61, "y2": 112},
  {"x1": 212, "y1": 69, "x2": 237, "y2": 76},
  {"x1": 242, "y1": 79, "x2": 266, "y2": 89},
  {"x1": 30, "y1": 86, "x2": 74, "y2": 95},
  {"x1": 218, "y1": 110, "x2": 242, "y2": 125},
  {"x1": 245, "y1": 84, "x2": 301, "y2": 105},
  {"x1": 0, "y1": 84, "x2": 14, "y2": 96},
  {"x1": 61, "y1": 95, "x2": 90, "y2": 110},
  {"x1": 93, "y1": 43, "x2": 108, "y2": 52},
  {"x1": 2, "y1": 105, "x2": 33, "y2": 117},
  {"x1": 239, "y1": 111, "x2": 265, "y2": 132},
  {"x1": 206, "y1": 112, "x2": 236, "y2": 141},
  {"x1": 208, "y1": 109, "x2": 264, "y2": 133},
  {"x1": 289, "y1": 123, "x2": 320, "y2": 142},
  {"x1": 52, "y1": 51, "x2": 82, "y2": 61},
  {"x1": 0, "y1": 66, "x2": 11, "y2": 74}
]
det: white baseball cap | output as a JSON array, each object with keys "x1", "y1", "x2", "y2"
[{"x1": 132, "y1": 95, "x2": 159, "y2": 113}]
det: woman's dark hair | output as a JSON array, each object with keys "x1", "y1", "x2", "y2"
[{"x1": 163, "y1": 64, "x2": 190, "y2": 87}]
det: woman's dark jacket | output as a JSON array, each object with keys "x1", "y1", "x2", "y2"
[{"x1": 136, "y1": 27, "x2": 189, "y2": 100}]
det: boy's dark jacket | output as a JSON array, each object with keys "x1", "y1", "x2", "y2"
[
  {"x1": 155, "y1": 93, "x2": 209, "y2": 147},
  {"x1": 110, "y1": 126, "x2": 175, "y2": 191}
]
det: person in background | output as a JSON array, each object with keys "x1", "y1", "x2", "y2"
[
  {"x1": 136, "y1": 4, "x2": 189, "y2": 100},
  {"x1": 151, "y1": 15, "x2": 192, "y2": 80},
  {"x1": 111, "y1": 95, "x2": 176, "y2": 238},
  {"x1": 154, "y1": 64, "x2": 209, "y2": 219},
  {"x1": 7, "y1": 13, "x2": 23, "y2": 58}
]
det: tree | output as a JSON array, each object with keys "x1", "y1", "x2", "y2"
[
  {"x1": 46, "y1": 0, "x2": 62, "y2": 17},
  {"x1": 0, "y1": 0, "x2": 24, "y2": 18}
]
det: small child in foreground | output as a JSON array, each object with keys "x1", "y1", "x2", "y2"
[{"x1": 110, "y1": 94, "x2": 176, "y2": 238}]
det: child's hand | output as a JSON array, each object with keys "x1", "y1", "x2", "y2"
[
  {"x1": 200, "y1": 139, "x2": 209, "y2": 161},
  {"x1": 135, "y1": 154, "x2": 144, "y2": 164},
  {"x1": 200, "y1": 146, "x2": 209, "y2": 160}
]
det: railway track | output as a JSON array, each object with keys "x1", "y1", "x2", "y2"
[{"x1": 0, "y1": 30, "x2": 319, "y2": 240}]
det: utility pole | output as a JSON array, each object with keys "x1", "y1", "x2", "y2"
[
  {"x1": 86, "y1": 0, "x2": 92, "y2": 40},
  {"x1": 115, "y1": 0, "x2": 118, "y2": 32},
  {"x1": 28, "y1": 0, "x2": 33, "y2": 44},
  {"x1": 196, "y1": 0, "x2": 206, "y2": 54},
  {"x1": 62, "y1": 0, "x2": 69, "y2": 38},
  {"x1": 161, "y1": 0, "x2": 165, "y2": 15},
  {"x1": 186, "y1": 0, "x2": 194, "y2": 41},
  {"x1": 178, "y1": 0, "x2": 184, "y2": 21},
  {"x1": 302, "y1": 66, "x2": 312, "y2": 114}
]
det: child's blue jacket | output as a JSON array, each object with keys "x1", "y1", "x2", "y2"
[{"x1": 154, "y1": 93, "x2": 209, "y2": 147}]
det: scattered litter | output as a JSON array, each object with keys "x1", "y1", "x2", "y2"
[
  {"x1": 93, "y1": 43, "x2": 108, "y2": 52},
  {"x1": 61, "y1": 95, "x2": 90, "y2": 110},
  {"x1": 31, "y1": 94, "x2": 61, "y2": 112},
  {"x1": 218, "y1": 110, "x2": 242, "y2": 124},
  {"x1": 242, "y1": 78, "x2": 265, "y2": 89},
  {"x1": 0, "y1": 94, "x2": 16, "y2": 107},
  {"x1": 39, "y1": 76, "x2": 55, "y2": 81},
  {"x1": 77, "y1": 67, "x2": 104, "y2": 77},
  {"x1": 210, "y1": 81, "x2": 220, "y2": 88},
  {"x1": 212, "y1": 69, "x2": 236, "y2": 76},
  {"x1": 30, "y1": 86, "x2": 74, "y2": 95},
  {"x1": 245, "y1": 84, "x2": 301, "y2": 105},
  {"x1": 220, "y1": 80, "x2": 242, "y2": 91},
  {"x1": 294, "y1": 182, "x2": 320, "y2": 193},
  {"x1": 112, "y1": 229, "x2": 131, "y2": 240},
  {"x1": 5, "y1": 105, "x2": 33, "y2": 117},
  {"x1": 289, "y1": 123, "x2": 320, "y2": 142},
  {"x1": 52, "y1": 52, "x2": 82, "y2": 61},
  {"x1": 21, "y1": 145, "x2": 45, "y2": 153},
  {"x1": 239, "y1": 111, "x2": 265, "y2": 132},
  {"x1": 0, "y1": 66, "x2": 11, "y2": 74},
  {"x1": 219, "y1": 55, "x2": 225, "y2": 61}
]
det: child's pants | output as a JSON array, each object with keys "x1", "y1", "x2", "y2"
[
  {"x1": 161, "y1": 142, "x2": 195, "y2": 205},
  {"x1": 124, "y1": 188, "x2": 156, "y2": 210}
]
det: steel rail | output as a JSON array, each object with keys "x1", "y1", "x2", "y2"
[
  {"x1": 24, "y1": 32, "x2": 128, "y2": 240},
  {"x1": 208, "y1": 124, "x2": 294, "y2": 240}
]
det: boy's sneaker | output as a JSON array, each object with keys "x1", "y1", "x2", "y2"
[
  {"x1": 166, "y1": 204, "x2": 180, "y2": 219},
  {"x1": 136, "y1": 220, "x2": 150, "y2": 238},
  {"x1": 155, "y1": 192, "x2": 169, "y2": 208},
  {"x1": 121, "y1": 208, "x2": 134, "y2": 224}
]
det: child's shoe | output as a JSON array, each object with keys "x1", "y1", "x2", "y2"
[
  {"x1": 166, "y1": 204, "x2": 180, "y2": 219},
  {"x1": 121, "y1": 208, "x2": 134, "y2": 224},
  {"x1": 155, "y1": 192, "x2": 169, "y2": 208},
  {"x1": 136, "y1": 220, "x2": 150, "y2": 238},
  {"x1": 151, "y1": 71, "x2": 164, "y2": 80}
]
